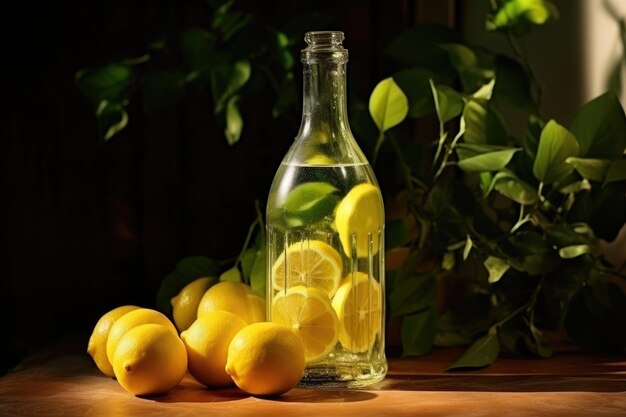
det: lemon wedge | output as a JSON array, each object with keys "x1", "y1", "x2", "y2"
[
  {"x1": 272, "y1": 286, "x2": 339, "y2": 363},
  {"x1": 335, "y1": 183, "x2": 384, "y2": 258},
  {"x1": 331, "y1": 272, "x2": 381, "y2": 353},
  {"x1": 272, "y1": 240, "x2": 342, "y2": 297}
]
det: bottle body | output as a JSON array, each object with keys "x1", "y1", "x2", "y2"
[{"x1": 266, "y1": 32, "x2": 387, "y2": 387}]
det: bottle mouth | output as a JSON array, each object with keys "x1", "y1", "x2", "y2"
[{"x1": 301, "y1": 31, "x2": 348, "y2": 63}]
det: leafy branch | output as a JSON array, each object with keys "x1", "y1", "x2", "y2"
[{"x1": 368, "y1": 0, "x2": 626, "y2": 368}]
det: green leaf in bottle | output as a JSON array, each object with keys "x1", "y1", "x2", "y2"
[{"x1": 282, "y1": 182, "x2": 340, "y2": 226}]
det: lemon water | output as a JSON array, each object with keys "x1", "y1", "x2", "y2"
[
  {"x1": 267, "y1": 162, "x2": 387, "y2": 387},
  {"x1": 266, "y1": 31, "x2": 387, "y2": 387}
]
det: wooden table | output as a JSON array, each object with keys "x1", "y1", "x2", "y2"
[{"x1": 1, "y1": 338, "x2": 625, "y2": 417}]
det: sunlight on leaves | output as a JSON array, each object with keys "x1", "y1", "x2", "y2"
[
  {"x1": 484, "y1": 256, "x2": 510, "y2": 284},
  {"x1": 369, "y1": 77, "x2": 409, "y2": 132},
  {"x1": 533, "y1": 120, "x2": 579, "y2": 184}
]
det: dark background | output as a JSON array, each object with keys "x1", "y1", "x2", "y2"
[{"x1": 2, "y1": 0, "x2": 459, "y2": 371}]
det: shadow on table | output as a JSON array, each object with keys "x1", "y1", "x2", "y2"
[
  {"x1": 269, "y1": 389, "x2": 377, "y2": 403},
  {"x1": 375, "y1": 374, "x2": 626, "y2": 393},
  {"x1": 150, "y1": 382, "x2": 377, "y2": 404},
  {"x1": 150, "y1": 380, "x2": 248, "y2": 403}
]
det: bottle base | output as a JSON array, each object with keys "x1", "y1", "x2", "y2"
[{"x1": 297, "y1": 361, "x2": 387, "y2": 389}]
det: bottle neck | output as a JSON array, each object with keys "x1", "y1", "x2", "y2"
[
  {"x1": 297, "y1": 31, "x2": 350, "y2": 144},
  {"x1": 298, "y1": 60, "x2": 349, "y2": 142}
]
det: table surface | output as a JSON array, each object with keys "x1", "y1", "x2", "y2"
[{"x1": 1, "y1": 339, "x2": 625, "y2": 417}]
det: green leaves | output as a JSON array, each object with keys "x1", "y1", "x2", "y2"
[
  {"x1": 502, "y1": 231, "x2": 561, "y2": 275},
  {"x1": 155, "y1": 257, "x2": 219, "y2": 317},
  {"x1": 462, "y1": 99, "x2": 508, "y2": 146},
  {"x1": 565, "y1": 157, "x2": 610, "y2": 182},
  {"x1": 558, "y1": 245, "x2": 592, "y2": 259},
  {"x1": 142, "y1": 70, "x2": 186, "y2": 114},
  {"x1": 385, "y1": 25, "x2": 461, "y2": 78},
  {"x1": 95, "y1": 101, "x2": 128, "y2": 142},
  {"x1": 224, "y1": 96, "x2": 244, "y2": 145},
  {"x1": 401, "y1": 308, "x2": 437, "y2": 356},
  {"x1": 488, "y1": 0, "x2": 559, "y2": 34},
  {"x1": 220, "y1": 266, "x2": 242, "y2": 282},
  {"x1": 249, "y1": 245, "x2": 266, "y2": 296},
  {"x1": 211, "y1": 59, "x2": 251, "y2": 114},
  {"x1": 282, "y1": 182, "x2": 340, "y2": 227},
  {"x1": 456, "y1": 144, "x2": 520, "y2": 172},
  {"x1": 605, "y1": 159, "x2": 626, "y2": 185},
  {"x1": 393, "y1": 68, "x2": 437, "y2": 118},
  {"x1": 76, "y1": 63, "x2": 135, "y2": 141},
  {"x1": 448, "y1": 331, "x2": 500, "y2": 371},
  {"x1": 430, "y1": 80, "x2": 463, "y2": 124},
  {"x1": 388, "y1": 272, "x2": 436, "y2": 319},
  {"x1": 571, "y1": 92, "x2": 626, "y2": 159},
  {"x1": 491, "y1": 172, "x2": 539, "y2": 204},
  {"x1": 369, "y1": 77, "x2": 409, "y2": 132},
  {"x1": 484, "y1": 257, "x2": 511, "y2": 284},
  {"x1": 209, "y1": 60, "x2": 251, "y2": 145},
  {"x1": 181, "y1": 28, "x2": 217, "y2": 71},
  {"x1": 533, "y1": 120, "x2": 580, "y2": 184},
  {"x1": 76, "y1": 64, "x2": 134, "y2": 106},
  {"x1": 493, "y1": 55, "x2": 536, "y2": 112}
]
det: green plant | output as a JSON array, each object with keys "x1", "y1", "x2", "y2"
[
  {"x1": 75, "y1": 1, "x2": 329, "y2": 144},
  {"x1": 367, "y1": 0, "x2": 626, "y2": 368}
]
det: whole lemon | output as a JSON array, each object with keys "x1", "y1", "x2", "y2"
[
  {"x1": 225, "y1": 322, "x2": 305, "y2": 396},
  {"x1": 106, "y1": 308, "x2": 177, "y2": 364},
  {"x1": 87, "y1": 305, "x2": 139, "y2": 377},
  {"x1": 112, "y1": 323, "x2": 187, "y2": 396},
  {"x1": 180, "y1": 311, "x2": 247, "y2": 387},
  {"x1": 197, "y1": 281, "x2": 266, "y2": 324},
  {"x1": 171, "y1": 277, "x2": 215, "y2": 332}
]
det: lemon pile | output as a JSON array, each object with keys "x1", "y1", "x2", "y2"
[
  {"x1": 88, "y1": 280, "x2": 304, "y2": 397},
  {"x1": 86, "y1": 182, "x2": 383, "y2": 396},
  {"x1": 271, "y1": 182, "x2": 384, "y2": 361}
]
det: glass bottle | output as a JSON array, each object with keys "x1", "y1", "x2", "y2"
[{"x1": 266, "y1": 31, "x2": 387, "y2": 387}]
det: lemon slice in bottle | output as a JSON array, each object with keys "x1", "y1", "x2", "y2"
[
  {"x1": 335, "y1": 183, "x2": 384, "y2": 258},
  {"x1": 272, "y1": 286, "x2": 339, "y2": 363},
  {"x1": 272, "y1": 240, "x2": 342, "y2": 298},
  {"x1": 331, "y1": 272, "x2": 381, "y2": 353}
]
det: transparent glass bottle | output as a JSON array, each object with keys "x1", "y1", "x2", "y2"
[{"x1": 266, "y1": 31, "x2": 387, "y2": 388}]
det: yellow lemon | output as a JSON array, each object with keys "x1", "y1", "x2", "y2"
[
  {"x1": 334, "y1": 183, "x2": 384, "y2": 258},
  {"x1": 180, "y1": 311, "x2": 247, "y2": 387},
  {"x1": 271, "y1": 240, "x2": 342, "y2": 297},
  {"x1": 271, "y1": 286, "x2": 338, "y2": 362},
  {"x1": 171, "y1": 277, "x2": 215, "y2": 332},
  {"x1": 112, "y1": 323, "x2": 187, "y2": 396},
  {"x1": 106, "y1": 308, "x2": 177, "y2": 364},
  {"x1": 196, "y1": 281, "x2": 266, "y2": 324},
  {"x1": 305, "y1": 153, "x2": 334, "y2": 165},
  {"x1": 225, "y1": 322, "x2": 305, "y2": 396},
  {"x1": 331, "y1": 272, "x2": 381, "y2": 353},
  {"x1": 87, "y1": 305, "x2": 140, "y2": 377}
]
